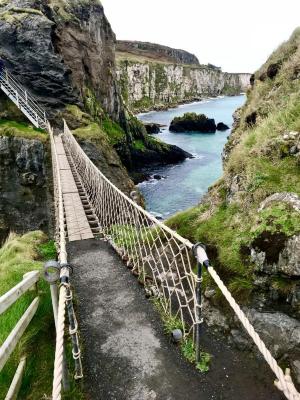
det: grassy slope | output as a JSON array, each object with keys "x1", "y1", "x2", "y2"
[
  {"x1": 167, "y1": 28, "x2": 300, "y2": 299},
  {"x1": 0, "y1": 232, "x2": 83, "y2": 399},
  {"x1": 0, "y1": 119, "x2": 47, "y2": 141},
  {"x1": 0, "y1": 231, "x2": 54, "y2": 399}
]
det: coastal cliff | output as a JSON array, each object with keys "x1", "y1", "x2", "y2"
[
  {"x1": 116, "y1": 40, "x2": 251, "y2": 112},
  {"x1": 0, "y1": 0, "x2": 190, "y2": 235},
  {"x1": 167, "y1": 28, "x2": 300, "y2": 378}
]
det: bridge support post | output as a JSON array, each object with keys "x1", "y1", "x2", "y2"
[
  {"x1": 195, "y1": 258, "x2": 202, "y2": 363},
  {"x1": 43, "y1": 261, "x2": 70, "y2": 391},
  {"x1": 193, "y1": 243, "x2": 209, "y2": 364}
]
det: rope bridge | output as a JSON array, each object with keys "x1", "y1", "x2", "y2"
[{"x1": 0, "y1": 65, "x2": 299, "y2": 400}]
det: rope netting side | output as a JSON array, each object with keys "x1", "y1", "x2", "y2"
[
  {"x1": 63, "y1": 121, "x2": 300, "y2": 400},
  {"x1": 63, "y1": 121, "x2": 199, "y2": 337}
]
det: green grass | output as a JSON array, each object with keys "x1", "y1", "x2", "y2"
[
  {"x1": 0, "y1": 232, "x2": 83, "y2": 399},
  {"x1": 133, "y1": 139, "x2": 146, "y2": 151},
  {"x1": 0, "y1": 231, "x2": 53, "y2": 399},
  {"x1": 101, "y1": 117, "x2": 126, "y2": 145},
  {"x1": 38, "y1": 239, "x2": 57, "y2": 260},
  {"x1": 0, "y1": 119, "x2": 47, "y2": 141},
  {"x1": 181, "y1": 338, "x2": 211, "y2": 372}
]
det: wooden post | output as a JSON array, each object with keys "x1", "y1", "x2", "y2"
[{"x1": 5, "y1": 357, "x2": 26, "y2": 400}]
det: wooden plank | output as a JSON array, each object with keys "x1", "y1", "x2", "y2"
[
  {"x1": 0, "y1": 271, "x2": 39, "y2": 315},
  {"x1": 5, "y1": 357, "x2": 26, "y2": 400},
  {"x1": 58, "y1": 154, "x2": 70, "y2": 170},
  {"x1": 0, "y1": 298, "x2": 39, "y2": 372}
]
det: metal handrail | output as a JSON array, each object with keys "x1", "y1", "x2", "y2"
[{"x1": 0, "y1": 69, "x2": 47, "y2": 124}]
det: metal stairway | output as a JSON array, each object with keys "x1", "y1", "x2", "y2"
[{"x1": 0, "y1": 68, "x2": 47, "y2": 130}]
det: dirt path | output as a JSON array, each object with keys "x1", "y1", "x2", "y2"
[{"x1": 68, "y1": 239, "x2": 283, "y2": 400}]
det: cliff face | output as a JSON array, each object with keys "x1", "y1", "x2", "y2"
[
  {"x1": 0, "y1": 0, "x2": 192, "y2": 235},
  {"x1": 116, "y1": 42, "x2": 251, "y2": 112},
  {"x1": 0, "y1": 0, "x2": 122, "y2": 121},
  {"x1": 0, "y1": 131, "x2": 51, "y2": 242},
  {"x1": 167, "y1": 28, "x2": 300, "y2": 374}
]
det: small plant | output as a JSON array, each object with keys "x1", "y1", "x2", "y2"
[
  {"x1": 181, "y1": 338, "x2": 195, "y2": 362},
  {"x1": 196, "y1": 352, "x2": 211, "y2": 372},
  {"x1": 181, "y1": 338, "x2": 211, "y2": 372},
  {"x1": 163, "y1": 315, "x2": 184, "y2": 335}
]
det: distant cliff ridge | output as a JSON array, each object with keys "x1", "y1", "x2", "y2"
[
  {"x1": 116, "y1": 41, "x2": 251, "y2": 112},
  {"x1": 116, "y1": 40, "x2": 200, "y2": 66}
]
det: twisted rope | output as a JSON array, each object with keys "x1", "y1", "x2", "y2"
[
  {"x1": 52, "y1": 285, "x2": 67, "y2": 400},
  {"x1": 207, "y1": 266, "x2": 300, "y2": 400}
]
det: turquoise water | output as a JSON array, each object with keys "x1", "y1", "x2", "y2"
[{"x1": 137, "y1": 95, "x2": 245, "y2": 218}]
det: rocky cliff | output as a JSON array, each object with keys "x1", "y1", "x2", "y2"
[
  {"x1": 116, "y1": 41, "x2": 251, "y2": 112},
  {"x1": 167, "y1": 28, "x2": 300, "y2": 379},
  {"x1": 0, "y1": 0, "x2": 191, "y2": 236},
  {"x1": 0, "y1": 1, "x2": 189, "y2": 166},
  {"x1": 0, "y1": 124, "x2": 51, "y2": 243}
]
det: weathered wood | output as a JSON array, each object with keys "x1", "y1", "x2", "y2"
[
  {"x1": 0, "y1": 271, "x2": 39, "y2": 315},
  {"x1": 5, "y1": 356, "x2": 26, "y2": 400},
  {"x1": 0, "y1": 297, "x2": 39, "y2": 372},
  {"x1": 53, "y1": 134, "x2": 94, "y2": 242}
]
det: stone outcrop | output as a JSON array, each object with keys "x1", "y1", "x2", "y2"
[
  {"x1": 169, "y1": 113, "x2": 217, "y2": 133},
  {"x1": 116, "y1": 42, "x2": 251, "y2": 112},
  {"x1": 0, "y1": 135, "x2": 51, "y2": 242},
  {"x1": 216, "y1": 122, "x2": 230, "y2": 131}
]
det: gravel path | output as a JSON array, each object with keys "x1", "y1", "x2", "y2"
[{"x1": 68, "y1": 239, "x2": 283, "y2": 400}]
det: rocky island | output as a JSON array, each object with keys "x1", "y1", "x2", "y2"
[{"x1": 169, "y1": 112, "x2": 230, "y2": 133}]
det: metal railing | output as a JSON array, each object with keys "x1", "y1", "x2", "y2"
[
  {"x1": 0, "y1": 68, "x2": 47, "y2": 129},
  {"x1": 0, "y1": 271, "x2": 40, "y2": 399}
]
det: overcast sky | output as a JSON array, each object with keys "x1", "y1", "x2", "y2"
[{"x1": 101, "y1": 0, "x2": 300, "y2": 73}]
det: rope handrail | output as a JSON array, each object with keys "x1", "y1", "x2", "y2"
[
  {"x1": 49, "y1": 123, "x2": 83, "y2": 399},
  {"x1": 63, "y1": 120, "x2": 300, "y2": 400}
]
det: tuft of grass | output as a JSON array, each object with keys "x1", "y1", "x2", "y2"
[
  {"x1": 132, "y1": 139, "x2": 146, "y2": 151},
  {"x1": 101, "y1": 117, "x2": 126, "y2": 145},
  {"x1": 38, "y1": 239, "x2": 57, "y2": 260},
  {"x1": 181, "y1": 338, "x2": 211, "y2": 372}
]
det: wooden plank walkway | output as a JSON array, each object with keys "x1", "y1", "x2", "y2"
[{"x1": 54, "y1": 136, "x2": 93, "y2": 242}]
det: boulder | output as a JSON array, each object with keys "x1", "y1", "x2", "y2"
[
  {"x1": 259, "y1": 192, "x2": 300, "y2": 213},
  {"x1": 169, "y1": 112, "x2": 216, "y2": 133},
  {"x1": 246, "y1": 309, "x2": 300, "y2": 358},
  {"x1": 216, "y1": 122, "x2": 230, "y2": 131},
  {"x1": 144, "y1": 123, "x2": 161, "y2": 134}
]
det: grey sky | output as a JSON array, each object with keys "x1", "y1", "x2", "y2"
[{"x1": 102, "y1": 0, "x2": 300, "y2": 73}]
